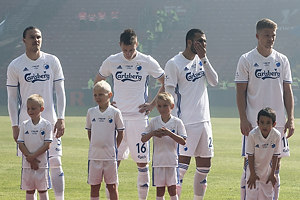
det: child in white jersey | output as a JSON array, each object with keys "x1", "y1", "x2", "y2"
[
  {"x1": 86, "y1": 80, "x2": 124, "y2": 200},
  {"x1": 17, "y1": 94, "x2": 53, "y2": 200},
  {"x1": 246, "y1": 107, "x2": 281, "y2": 200},
  {"x1": 141, "y1": 92, "x2": 187, "y2": 200}
]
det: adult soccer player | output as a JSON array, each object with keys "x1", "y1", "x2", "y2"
[
  {"x1": 6, "y1": 26, "x2": 66, "y2": 200},
  {"x1": 94, "y1": 28, "x2": 165, "y2": 200},
  {"x1": 165, "y1": 28, "x2": 218, "y2": 200},
  {"x1": 235, "y1": 18, "x2": 294, "y2": 200}
]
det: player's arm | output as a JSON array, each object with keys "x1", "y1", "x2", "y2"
[
  {"x1": 201, "y1": 57, "x2": 218, "y2": 86},
  {"x1": 283, "y1": 82, "x2": 295, "y2": 138},
  {"x1": 266, "y1": 155, "x2": 279, "y2": 187},
  {"x1": 165, "y1": 85, "x2": 177, "y2": 117},
  {"x1": 26, "y1": 142, "x2": 51, "y2": 163},
  {"x1": 139, "y1": 75, "x2": 165, "y2": 115},
  {"x1": 236, "y1": 82, "x2": 252, "y2": 136},
  {"x1": 54, "y1": 80, "x2": 66, "y2": 138},
  {"x1": 246, "y1": 154, "x2": 259, "y2": 189},
  {"x1": 94, "y1": 73, "x2": 106, "y2": 85},
  {"x1": 7, "y1": 86, "x2": 19, "y2": 142},
  {"x1": 116, "y1": 130, "x2": 124, "y2": 148},
  {"x1": 141, "y1": 131, "x2": 155, "y2": 143},
  {"x1": 161, "y1": 127, "x2": 186, "y2": 145},
  {"x1": 87, "y1": 130, "x2": 91, "y2": 141}
]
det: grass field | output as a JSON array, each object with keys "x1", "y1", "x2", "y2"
[{"x1": 1, "y1": 111, "x2": 300, "y2": 199}]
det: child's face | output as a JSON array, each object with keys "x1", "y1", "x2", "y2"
[
  {"x1": 93, "y1": 86, "x2": 112, "y2": 108},
  {"x1": 156, "y1": 99, "x2": 174, "y2": 117},
  {"x1": 27, "y1": 100, "x2": 43, "y2": 120},
  {"x1": 257, "y1": 115, "x2": 276, "y2": 136}
]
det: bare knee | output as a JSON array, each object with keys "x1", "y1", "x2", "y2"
[
  {"x1": 195, "y1": 157, "x2": 211, "y2": 168},
  {"x1": 168, "y1": 185, "x2": 177, "y2": 196}
]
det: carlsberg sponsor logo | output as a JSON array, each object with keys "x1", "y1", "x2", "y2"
[
  {"x1": 255, "y1": 69, "x2": 280, "y2": 80},
  {"x1": 115, "y1": 71, "x2": 142, "y2": 82},
  {"x1": 186, "y1": 71, "x2": 205, "y2": 82},
  {"x1": 25, "y1": 73, "x2": 50, "y2": 83}
]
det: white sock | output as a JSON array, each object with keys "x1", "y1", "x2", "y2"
[
  {"x1": 273, "y1": 170, "x2": 280, "y2": 200},
  {"x1": 90, "y1": 197, "x2": 99, "y2": 200},
  {"x1": 49, "y1": 157, "x2": 65, "y2": 200},
  {"x1": 194, "y1": 167, "x2": 210, "y2": 198},
  {"x1": 241, "y1": 166, "x2": 246, "y2": 200},
  {"x1": 156, "y1": 196, "x2": 164, "y2": 200},
  {"x1": 193, "y1": 195, "x2": 203, "y2": 200},
  {"x1": 137, "y1": 165, "x2": 150, "y2": 200},
  {"x1": 39, "y1": 191, "x2": 49, "y2": 200},
  {"x1": 26, "y1": 193, "x2": 35, "y2": 200},
  {"x1": 170, "y1": 195, "x2": 178, "y2": 200},
  {"x1": 177, "y1": 163, "x2": 189, "y2": 198}
]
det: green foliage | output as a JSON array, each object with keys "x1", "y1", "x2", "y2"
[{"x1": 1, "y1": 116, "x2": 299, "y2": 199}]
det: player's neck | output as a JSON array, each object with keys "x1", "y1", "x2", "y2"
[
  {"x1": 98, "y1": 104, "x2": 109, "y2": 112},
  {"x1": 256, "y1": 46, "x2": 272, "y2": 58},
  {"x1": 26, "y1": 50, "x2": 41, "y2": 61},
  {"x1": 161, "y1": 114, "x2": 171, "y2": 123},
  {"x1": 182, "y1": 49, "x2": 196, "y2": 60},
  {"x1": 31, "y1": 116, "x2": 41, "y2": 125}
]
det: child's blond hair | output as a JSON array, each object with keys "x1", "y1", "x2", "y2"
[
  {"x1": 94, "y1": 80, "x2": 112, "y2": 93},
  {"x1": 156, "y1": 92, "x2": 174, "y2": 105},
  {"x1": 27, "y1": 94, "x2": 44, "y2": 107}
]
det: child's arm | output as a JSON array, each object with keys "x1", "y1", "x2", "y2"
[
  {"x1": 116, "y1": 130, "x2": 124, "y2": 148},
  {"x1": 25, "y1": 142, "x2": 51, "y2": 163},
  {"x1": 141, "y1": 131, "x2": 155, "y2": 143},
  {"x1": 247, "y1": 155, "x2": 260, "y2": 189},
  {"x1": 87, "y1": 130, "x2": 91, "y2": 141},
  {"x1": 161, "y1": 127, "x2": 186, "y2": 145},
  {"x1": 266, "y1": 155, "x2": 278, "y2": 187}
]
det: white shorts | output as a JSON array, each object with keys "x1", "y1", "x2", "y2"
[
  {"x1": 17, "y1": 123, "x2": 62, "y2": 157},
  {"x1": 21, "y1": 168, "x2": 51, "y2": 191},
  {"x1": 179, "y1": 122, "x2": 214, "y2": 158},
  {"x1": 241, "y1": 127, "x2": 290, "y2": 158},
  {"x1": 117, "y1": 120, "x2": 150, "y2": 163},
  {"x1": 88, "y1": 160, "x2": 118, "y2": 185},
  {"x1": 152, "y1": 167, "x2": 178, "y2": 187}
]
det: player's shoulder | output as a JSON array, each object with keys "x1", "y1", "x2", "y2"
[
  {"x1": 39, "y1": 117, "x2": 52, "y2": 125},
  {"x1": 171, "y1": 115, "x2": 183, "y2": 123},
  {"x1": 239, "y1": 48, "x2": 256, "y2": 60},
  {"x1": 108, "y1": 105, "x2": 122, "y2": 114},
  {"x1": 272, "y1": 49, "x2": 288, "y2": 60},
  {"x1": 249, "y1": 126, "x2": 260, "y2": 136},
  {"x1": 271, "y1": 127, "x2": 281, "y2": 137},
  {"x1": 40, "y1": 51, "x2": 59, "y2": 61},
  {"x1": 8, "y1": 53, "x2": 26, "y2": 67}
]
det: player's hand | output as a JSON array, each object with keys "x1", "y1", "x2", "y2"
[
  {"x1": 247, "y1": 173, "x2": 260, "y2": 189},
  {"x1": 138, "y1": 103, "x2": 154, "y2": 115},
  {"x1": 266, "y1": 174, "x2": 277, "y2": 187},
  {"x1": 159, "y1": 127, "x2": 170, "y2": 137},
  {"x1": 12, "y1": 126, "x2": 20, "y2": 142},
  {"x1": 153, "y1": 130, "x2": 163, "y2": 138},
  {"x1": 54, "y1": 119, "x2": 65, "y2": 138},
  {"x1": 194, "y1": 40, "x2": 206, "y2": 59},
  {"x1": 111, "y1": 101, "x2": 117, "y2": 108},
  {"x1": 30, "y1": 159, "x2": 40, "y2": 170},
  {"x1": 284, "y1": 118, "x2": 295, "y2": 138},
  {"x1": 240, "y1": 119, "x2": 252, "y2": 136},
  {"x1": 26, "y1": 154, "x2": 35, "y2": 163}
]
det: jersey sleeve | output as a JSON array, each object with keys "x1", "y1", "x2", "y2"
[
  {"x1": 273, "y1": 130, "x2": 281, "y2": 156},
  {"x1": 52, "y1": 56, "x2": 65, "y2": 82},
  {"x1": 282, "y1": 56, "x2": 292, "y2": 83},
  {"x1": 6, "y1": 62, "x2": 19, "y2": 87},
  {"x1": 99, "y1": 57, "x2": 112, "y2": 78},
  {"x1": 115, "y1": 109, "x2": 125, "y2": 130},
  {"x1": 164, "y1": 60, "x2": 179, "y2": 88},
  {"x1": 246, "y1": 132, "x2": 255, "y2": 155},
  {"x1": 147, "y1": 56, "x2": 164, "y2": 79},
  {"x1": 235, "y1": 55, "x2": 249, "y2": 83},
  {"x1": 85, "y1": 109, "x2": 92, "y2": 130},
  {"x1": 17, "y1": 122, "x2": 25, "y2": 143},
  {"x1": 142, "y1": 119, "x2": 154, "y2": 136},
  {"x1": 44, "y1": 121, "x2": 53, "y2": 142},
  {"x1": 177, "y1": 118, "x2": 187, "y2": 138}
]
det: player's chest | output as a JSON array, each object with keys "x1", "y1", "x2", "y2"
[
  {"x1": 179, "y1": 61, "x2": 205, "y2": 83},
  {"x1": 112, "y1": 63, "x2": 148, "y2": 82},
  {"x1": 20, "y1": 63, "x2": 52, "y2": 83},
  {"x1": 249, "y1": 59, "x2": 283, "y2": 80}
]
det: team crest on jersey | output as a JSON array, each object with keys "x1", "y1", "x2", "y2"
[
  {"x1": 41, "y1": 129, "x2": 45, "y2": 135},
  {"x1": 43, "y1": 63, "x2": 50, "y2": 70},
  {"x1": 186, "y1": 71, "x2": 205, "y2": 82},
  {"x1": 183, "y1": 146, "x2": 188, "y2": 151},
  {"x1": 135, "y1": 63, "x2": 142, "y2": 71},
  {"x1": 255, "y1": 69, "x2": 280, "y2": 80},
  {"x1": 108, "y1": 117, "x2": 113, "y2": 123},
  {"x1": 275, "y1": 61, "x2": 281, "y2": 67}
]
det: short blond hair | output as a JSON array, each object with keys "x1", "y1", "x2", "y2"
[
  {"x1": 94, "y1": 80, "x2": 112, "y2": 93},
  {"x1": 156, "y1": 92, "x2": 174, "y2": 105},
  {"x1": 256, "y1": 18, "x2": 277, "y2": 32},
  {"x1": 27, "y1": 94, "x2": 44, "y2": 107}
]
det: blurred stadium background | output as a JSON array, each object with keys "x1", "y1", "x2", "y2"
[{"x1": 1, "y1": 0, "x2": 300, "y2": 113}]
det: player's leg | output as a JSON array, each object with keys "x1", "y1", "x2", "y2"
[
  {"x1": 168, "y1": 185, "x2": 178, "y2": 200},
  {"x1": 156, "y1": 187, "x2": 166, "y2": 200},
  {"x1": 103, "y1": 160, "x2": 119, "y2": 200},
  {"x1": 126, "y1": 120, "x2": 150, "y2": 200},
  {"x1": 106, "y1": 184, "x2": 119, "y2": 200},
  {"x1": 26, "y1": 190, "x2": 36, "y2": 200},
  {"x1": 91, "y1": 184, "x2": 101, "y2": 200},
  {"x1": 258, "y1": 181, "x2": 273, "y2": 200},
  {"x1": 38, "y1": 190, "x2": 49, "y2": 200},
  {"x1": 177, "y1": 155, "x2": 191, "y2": 198},
  {"x1": 49, "y1": 135, "x2": 64, "y2": 200},
  {"x1": 273, "y1": 159, "x2": 281, "y2": 200},
  {"x1": 88, "y1": 160, "x2": 104, "y2": 200},
  {"x1": 241, "y1": 135, "x2": 248, "y2": 200}
]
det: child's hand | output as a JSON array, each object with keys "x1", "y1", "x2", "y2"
[
  {"x1": 159, "y1": 127, "x2": 171, "y2": 136},
  {"x1": 153, "y1": 129, "x2": 163, "y2": 138},
  {"x1": 266, "y1": 174, "x2": 277, "y2": 187},
  {"x1": 247, "y1": 173, "x2": 260, "y2": 189},
  {"x1": 26, "y1": 154, "x2": 35, "y2": 163},
  {"x1": 30, "y1": 159, "x2": 40, "y2": 170}
]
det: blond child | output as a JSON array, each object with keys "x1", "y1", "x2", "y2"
[
  {"x1": 17, "y1": 94, "x2": 53, "y2": 200},
  {"x1": 141, "y1": 92, "x2": 187, "y2": 200},
  {"x1": 85, "y1": 80, "x2": 124, "y2": 200}
]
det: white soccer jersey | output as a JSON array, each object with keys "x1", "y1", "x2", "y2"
[
  {"x1": 246, "y1": 126, "x2": 281, "y2": 182},
  {"x1": 17, "y1": 117, "x2": 53, "y2": 169},
  {"x1": 99, "y1": 51, "x2": 164, "y2": 120},
  {"x1": 165, "y1": 53, "x2": 217, "y2": 125},
  {"x1": 86, "y1": 105, "x2": 125, "y2": 160},
  {"x1": 235, "y1": 48, "x2": 292, "y2": 127},
  {"x1": 6, "y1": 52, "x2": 65, "y2": 125},
  {"x1": 142, "y1": 115, "x2": 187, "y2": 167}
]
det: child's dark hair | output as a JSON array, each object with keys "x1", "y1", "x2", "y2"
[{"x1": 257, "y1": 107, "x2": 276, "y2": 124}]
